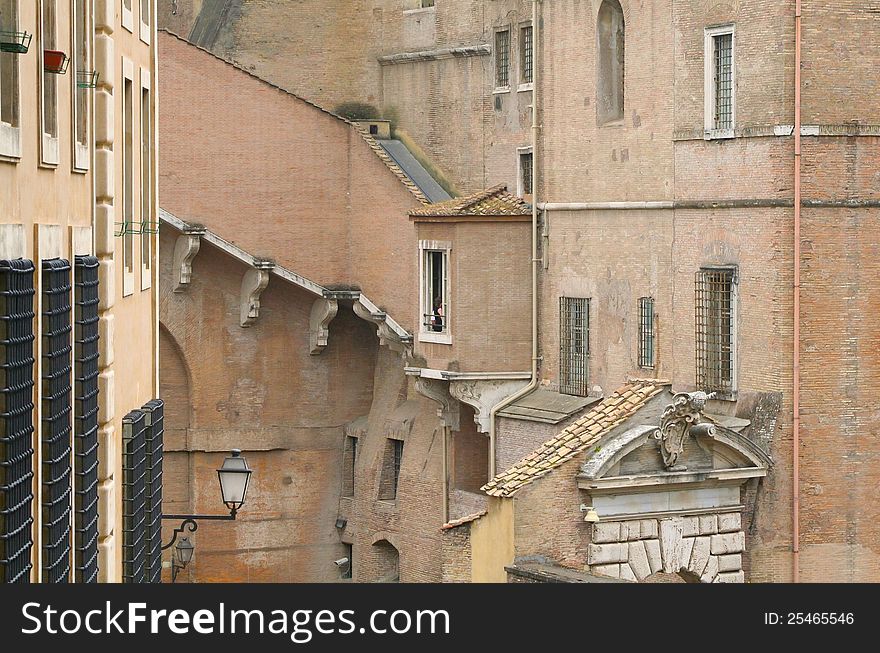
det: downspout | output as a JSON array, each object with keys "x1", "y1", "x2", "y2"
[
  {"x1": 487, "y1": 0, "x2": 541, "y2": 478},
  {"x1": 442, "y1": 425, "x2": 449, "y2": 523},
  {"x1": 793, "y1": 0, "x2": 802, "y2": 583}
]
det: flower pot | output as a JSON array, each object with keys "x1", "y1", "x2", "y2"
[{"x1": 43, "y1": 49, "x2": 69, "y2": 74}]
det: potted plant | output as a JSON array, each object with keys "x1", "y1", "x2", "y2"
[{"x1": 43, "y1": 49, "x2": 69, "y2": 74}]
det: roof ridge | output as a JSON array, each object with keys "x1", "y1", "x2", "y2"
[{"x1": 458, "y1": 184, "x2": 508, "y2": 211}]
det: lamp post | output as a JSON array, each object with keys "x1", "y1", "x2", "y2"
[{"x1": 161, "y1": 449, "x2": 254, "y2": 570}]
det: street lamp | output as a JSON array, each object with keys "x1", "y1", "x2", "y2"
[
  {"x1": 162, "y1": 449, "x2": 254, "y2": 575},
  {"x1": 171, "y1": 536, "x2": 195, "y2": 583}
]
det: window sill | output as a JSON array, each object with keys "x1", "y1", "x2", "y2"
[
  {"x1": 403, "y1": 7, "x2": 436, "y2": 16},
  {"x1": 517, "y1": 83, "x2": 534, "y2": 92},
  {"x1": 140, "y1": 21, "x2": 151, "y2": 45},
  {"x1": 598, "y1": 118, "x2": 626, "y2": 128},
  {"x1": 0, "y1": 124, "x2": 21, "y2": 161},
  {"x1": 419, "y1": 331, "x2": 452, "y2": 345},
  {"x1": 704, "y1": 128, "x2": 735, "y2": 140},
  {"x1": 493, "y1": 86, "x2": 511, "y2": 95},
  {"x1": 122, "y1": 7, "x2": 134, "y2": 33}
]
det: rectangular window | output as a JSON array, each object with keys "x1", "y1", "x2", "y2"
[
  {"x1": 519, "y1": 149, "x2": 533, "y2": 197},
  {"x1": 0, "y1": 0, "x2": 22, "y2": 158},
  {"x1": 378, "y1": 439, "x2": 403, "y2": 501},
  {"x1": 140, "y1": 0, "x2": 151, "y2": 42},
  {"x1": 520, "y1": 25, "x2": 533, "y2": 85},
  {"x1": 559, "y1": 297, "x2": 590, "y2": 397},
  {"x1": 343, "y1": 435, "x2": 357, "y2": 497},
  {"x1": 122, "y1": 0, "x2": 132, "y2": 32},
  {"x1": 122, "y1": 409, "x2": 147, "y2": 583},
  {"x1": 140, "y1": 79, "x2": 152, "y2": 290},
  {"x1": 73, "y1": 256, "x2": 100, "y2": 583},
  {"x1": 705, "y1": 26, "x2": 734, "y2": 135},
  {"x1": 638, "y1": 297, "x2": 655, "y2": 369},
  {"x1": 495, "y1": 29, "x2": 510, "y2": 89},
  {"x1": 0, "y1": 259, "x2": 36, "y2": 584},
  {"x1": 419, "y1": 241, "x2": 451, "y2": 344},
  {"x1": 420, "y1": 0, "x2": 435, "y2": 7},
  {"x1": 392, "y1": 439, "x2": 403, "y2": 497},
  {"x1": 123, "y1": 72, "x2": 134, "y2": 294},
  {"x1": 695, "y1": 267, "x2": 737, "y2": 397},
  {"x1": 72, "y1": 0, "x2": 90, "y2": 170},
  {"x1": 40, "y1": 0, "x2": 59, "y2": 165},
  {"x1": 40, "y1": 258, "x2": 72, "y2": 584},
  {"x1": 342, "y1": 543, "x2": 352, "y2": 579}
]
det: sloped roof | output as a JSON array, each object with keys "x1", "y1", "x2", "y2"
[
  {"x1": 440, "y1": 511, "x2": 488, "y2": 531},
  {"x1": 409, "y1": 185, "x2": 532, "y2": 218},
  {"x1": 482, "y1": 379, "x2": 671, "y2": 498},
  {"x1": 357, "y1": 128, "x2": 430, "y2": 204}
]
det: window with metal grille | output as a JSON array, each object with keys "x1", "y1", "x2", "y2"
[
  {"x1": 695, "y1": 267, "x2": 737, "y2": 396},
  {"x1": 422, "y1": 249, "x2": 448, "y2": 335},
  {"x1": 378, "y1": 438, "x2": 403, "y2": 500},
  {"x1": 141, "y1": 399, "x2": 164, "y2": 583},
  {"x1": 520, "y1": 25, "x2": 533, "y2": 85},
  {"x1": 495, "y1": 29, "x2": 510, "y2": 88},
  {"x1": 519, "y1": 150, "x2": 533, "y2": 197},
  {"x1": 41, "y1": 258, "x2": 72, "y2": 583},
  {"x1": 0, "y1": 259, "x2": 35, "y2": 584},
  {"x1": 122, "y1": 409, "x2": 147, "y2": 583},
  {"x1": 559, "y1": 297, "x2": 590, "y2": 396},
  {"x1": 638, "y1": 297, "x2": 655, "y2": 369},
  {"x1": 343, "y1": 435, "x2": 357, "y2": 497},
  {"x1": 73, "y1": 256, "x2": 99, "y2": 583},
  {"x1": 705, "y1": 27, "x2": 734, "y2": 132}
]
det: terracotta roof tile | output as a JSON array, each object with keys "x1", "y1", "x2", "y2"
[
  {"x1": 409, "y1": 184, "x2": 532, "y2": 217},
  {"x1": 481, "y1": 379, "x2": 671, "y2": 498},
  {"x1": 440, "y1": 511, "x2": 488, "y2": 530}
]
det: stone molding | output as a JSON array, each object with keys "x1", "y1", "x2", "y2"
[
  {"x1": 171, "y1": 225, "x2": 206, "y2": 292},
  {"x1": 240, "y1": 260, "x2": 274, "y2": 327},
  {"x1": 414, "y1": 377, "x2": 460, "y2": 431},
  {"x1": 449, "y1": 378, "x2": 531, "y2": 433},
  {"x1": 309, "y1": 297, "x2": 338, "y2": 355}
]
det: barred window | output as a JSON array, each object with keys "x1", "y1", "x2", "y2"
[
  {"x1": 519, "y1": 150, "x2": 533, "y2": 197},
  {"x1": 705, "y1": 26, "x2": 735, "y2": 133},
  {"x1": 0, "y1": 259, "x2": 36, "y2": 584},
  {"x1": 638, "y1": 297, "x2": 655, "y2": 369},
  {"x1": 695, "y1": 267, "x2": 737, "y2": 396},
  {"x1": 495, "y1": 29, "x2": 510, "y2": 89},
  {"x1": 520, "y1": 25, "x2": 533, "y2": 85},
  {"x1": 559, "y1": 297, "x2": 590, "y2": 397}
]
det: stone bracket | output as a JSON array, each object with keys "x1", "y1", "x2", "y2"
[
  {"x1": 414, "y1": 377, "x2": 460, "y2": 431},
  {"x1": 352, "y1": 296, "x2": 413, "y2": 356},
  {"x1": 240, "y1": 259, "x2": 275, "y2": 327},
  {"x1": 172, "y1": 225, "x2": 206, "y2": 292},
  {"x1": 449, "y1": 378, "x2": 531, "y2": 434},
  {"x1": 309, "y1": 297, "x2": 339, "y2": 355}
]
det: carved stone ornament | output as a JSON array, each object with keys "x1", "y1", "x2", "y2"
[{"x1": 652, "y1": 391, "x2": 717, "y2": 471}]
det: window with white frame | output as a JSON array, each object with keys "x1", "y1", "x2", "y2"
[
  {"x1": 695, "y1": 267, "x2": 737, "y2": 397},
  {"x1": 518, "y1": 147, "x2": 533, "y2": 198},
  {"x1": 140, "y1": 74, "x2": 152, "y2": 290},
  {"x1": 559, "y1": 297, "x2": 590, "y2": 397},
  {"x1": 495, "y1": 28, "x2": 510, "y2": 90},
  {"x1": 122, "y1": 66, "x2": 134, "y2": 295},
  {"x1": 72, "y1": 0, "x2": 90, "y2": 170},
  {"x1": 41, "y1": 0, "x2": 59, "y2": 165},
  {"x1": 520, "y1": 24, "x2": 533, "y2": 86},
  {"x1": 140, "y1": 0, "x2": 151, "y2": 43},
  {"x1": 419, "y1": 241, "x2": 450, "y2": 343},
  {"x1": 704, "y1": 25, "x2": 735, "y2": 136},
  {"x1": 122, "y1": 0, "x2": 133, "y2": 32},
  {"x1": 0, "y1": 0, "x2": 21, "y2": 158}
]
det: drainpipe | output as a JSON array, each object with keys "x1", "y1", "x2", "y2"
[
  {"x1": 793, "y1": 0, "x2": 802, "y2": 583},
  {"x1": 487, "y1": 0, "x2": 542, "y2": 478},
  {"x1": 442, "y1": 425, "x2": 449, "y2": 523}
]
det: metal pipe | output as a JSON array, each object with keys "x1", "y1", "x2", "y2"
[
  {"x1": 442, "y1": 425, "x2": 449, "y2": 523},
  {"x1": 793, "y1": 0, "x2": 802, "y2": 583},
  {"x1": 487, "y1": 0, "x2": 542, "y2": 479}
]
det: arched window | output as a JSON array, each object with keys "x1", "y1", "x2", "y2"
[{"x1": 597, "y1": 0, "x2": 625, "y2": 125}]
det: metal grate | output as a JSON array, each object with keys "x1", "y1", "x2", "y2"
[
  {"x1": 392, "y1": 440, "x2": 403, "y2": 498},
  {"x1": 520, "y1": 151, "x2": 533, "y2": 196},
  {"x1": 41, "y1": 258, "x2": 72, "y2": 584},
  {"x1": 495, "y1": 29, "x2": 510, "y2": 88},
  {"x1": 559, "y1": 297, "x2": 590, "y2": 397},
  {"x1": 122, "y1": 409, "x2": 147, "y2": 583},
  {"x1": 0, "y1": 259, "x2": 36, "y2": 584},
  {"x1": 713, "y1": 33, "x2": 733, "y2": 130},
  {"x1": 695, "y1": 268, "x2": 736, "y2": 396},
  {"x1": 141, "y1": 399, "x2": 164, "y2": 584},
  {"x1": 521, "y1": 25, "x2": 533, "y2": 84},
  {"x1": 73, "y1": 256, "x2": 99, "y2": 583},
  {"x1": 638, "y1": 297, "x2": 655, "y2": 369}
]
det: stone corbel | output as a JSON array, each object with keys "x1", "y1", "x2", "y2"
[
  {"x1": 352, "y1": 299, "x2": 412, "y2": 355},
  {"x1": 172, "y1": 224, "x2": 207, "y2": 292},
  {"x1": 449, "y1": 379, "x2": 531, "y2": 434},
  {"x1": 309, "y1": 297, "x2": 338, "y2": 355},
  {"x1": 414, "y1": 377, "x2": 460, "y2": 430},
  {"x1": 240, "y1": 259, "x2": 274, "y2": 327}
]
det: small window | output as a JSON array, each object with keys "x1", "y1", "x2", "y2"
[
  {"x1": 518, "y1": 149, "x2": 533, "y2": 198},
  {"x1": 638, "y1": 297, "x2": 655, "y2": 369},
  {"x1": 559, "y1": 297, "x2": 590, "y2": 396},
  {"x1": 520, "y1": 25, "x2": 533, "y2": 85},
  {"x1": 40, "y1": 0, "x2": 59, "y2": 165},
  {"x1": 72, "y1": 0, "x2": 90, "y2": 170},
  {"x1": 695, "y1": 267, "x2": 737, "y2": 396},
  {"x1": 140, "y1": 79, "x2": 152, "y2": 290},
  {"x1": 0, "y1": 0, "x2": 22, "y2": 158},
  {"x1": 420, "y1": 0, "x2": 435, "y2": 7},
  {"x1": 420, "y1": 241, "x2": 450, "y2": 343},
  {"x1": 122, "y1": 0, "x2": 133, "y2": 32},
  {"x1": 705, "y1": 26, "x2": 735, "y2": 135},
  {"x1": 342, "y1": 435, "x2": 357, "y2": 497},
  {"x1": 597, "y1": 0, "x2": 625, "y2": 125},
  {"x1": 379, "y1": 439, "x2": 404, "y2": 501},
  {"x1": 495, "y1": 29, "x2": 510, "y2": 89},
  {"x1": 342, "y1": 543, "x2": 352, "y2": 579},
  {"x1": 122, "y1": 72, "x2": 134, "y2": 294}
]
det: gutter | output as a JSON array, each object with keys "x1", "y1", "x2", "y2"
[{"x1": 793, "y1": 0, "x2": 802, "y2": 583}]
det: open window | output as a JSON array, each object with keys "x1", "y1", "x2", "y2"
[{"x1": 419, "y1": 240, "x2": 451, "y2": 344}]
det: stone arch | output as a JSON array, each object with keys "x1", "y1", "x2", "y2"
[
  {"x1": 371, "y1": 539, "x2": 400, "y2": 583},
  {"x1": 597, "y1": 0, "x2": 625, "y2": 125}
]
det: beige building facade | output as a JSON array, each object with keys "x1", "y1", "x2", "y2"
[{"x1": 0, "y1": 0, "x2": 159, "y2": 583}]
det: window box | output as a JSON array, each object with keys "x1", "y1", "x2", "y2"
[
  {"x1": 76, "y1": 70, "x2": 99, "y2": 88},
  {"x1": 140, "y1": 220, "x2": 159, "y2": 235},
  {"x1": 43, "y1": 49, "x2": 69, "y2": 74},
  {"x1": 115, "y1": 221, "x2": 141, "y2": 237},
  {"x1": 0, "y1": 30, "x2": 31, "y2": 54}
]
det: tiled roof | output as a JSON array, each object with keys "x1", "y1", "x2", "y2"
[
  {"x1": 409, "y1": 184, "x2": 532, "y2": 217},
  {"x1": 440, "y1": 511, "x2": 487, "y2": 530},
  {"x1": 482, "y1": 379, "x2": 671, "y2": 498},
  {"x1": 357, "y1": 127, "x2": 430, "y2": 205}
]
